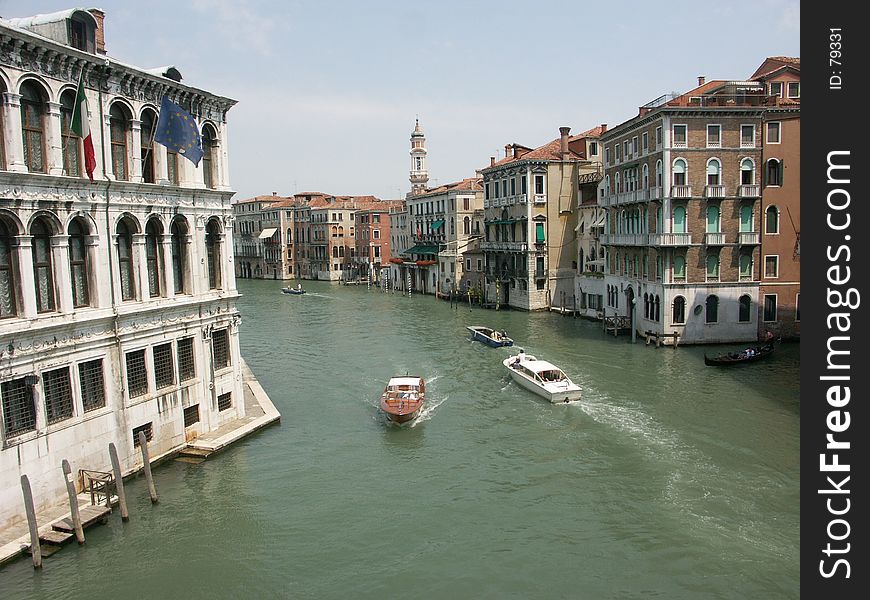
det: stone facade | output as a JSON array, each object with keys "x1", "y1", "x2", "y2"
[{"x1": 0, "y1": 10, "x2": 249, "y2": 531}]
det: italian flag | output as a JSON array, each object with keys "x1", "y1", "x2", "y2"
[{"x1": 70, "y1": 72, "x2": 96, "y2": 182}]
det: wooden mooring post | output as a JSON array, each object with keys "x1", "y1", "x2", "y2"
[
  {"x1": 61, "y1": 460, "x2": 85, "y2": 544},
  {"x1": 108, "y1": 443, "x2": 130, "y2": 521},
  {"x1": 138, "y1": 431, "x2": 159, "y2": 504},
  {"x1": 20, "y1": 475, "x2": 42, "y2": 569}
]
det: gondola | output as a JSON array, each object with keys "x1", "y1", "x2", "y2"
[{"x1": 704, "y1": 343, "x2": 775, "y2": 366}]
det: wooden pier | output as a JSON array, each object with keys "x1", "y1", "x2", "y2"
[
  {"x1": 603, "y1": 315, "x2": 631, "y2": 337},
  {"x1": 645, "y1": 330, "x2": 680, "y2": 348}
]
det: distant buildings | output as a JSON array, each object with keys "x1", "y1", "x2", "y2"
[
  {"x1": 0, "y1": 8, "x2": 266, "y2": 530},
  {"x1": 230, "y1": 57, "x2": 799, "y2": 345}
]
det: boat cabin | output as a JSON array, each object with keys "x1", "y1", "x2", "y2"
[{"x1": 512, "y1": 360, "x2": 567, "y2": 384}]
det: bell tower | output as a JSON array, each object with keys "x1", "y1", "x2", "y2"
[{"x1": 409, "y1": 118, "x2": 429, "y2": 196}]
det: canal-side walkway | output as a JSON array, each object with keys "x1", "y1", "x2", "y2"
[{"x1": 0, "y1": 361, "x2": 280, "y2": 567}]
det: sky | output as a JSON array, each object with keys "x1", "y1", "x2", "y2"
[{"x1": 1, "y1": 1, "x2": 800, "y2": 202}]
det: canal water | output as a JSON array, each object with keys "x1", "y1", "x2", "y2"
[{"x1": 1, "y1": 279, "x2": 799, "y2": 599}]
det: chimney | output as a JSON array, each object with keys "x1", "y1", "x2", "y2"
[
  {"x1": 504, "y1": 144, "x2": 512, "y2": 159},
  {"x1": 600, "y1": 123, "x2": 607, "y2": 133},
  {"x1": 559, "y1": 126, "x2": 571, "y2": 159},
  {"x1": 88, "y1": 9, "x2": 107, "y2": 55},
  {"x1": 698, "y1": 76, "x2": 705, "y2": 86},
  {"x1": 490, "y1": 156, "x2": 495, "y2": 167},
  {"x1": 272, "y1": 191, "x2": 277, "y2": 196}
]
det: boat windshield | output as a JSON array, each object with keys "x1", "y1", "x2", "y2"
[{"x1": 538, "y1": 370, "x2": 566, "y2": 383}]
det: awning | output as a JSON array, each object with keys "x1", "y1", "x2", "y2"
[
  {"x1": 431, "y1": 219, "x2": 445, "y2": 230},
  {"x1": 404, "y1": 244, "x2": 439, "y2": 255},
  {"x1": 258, "y1": 228, "x2": 278, "y2": 239}
]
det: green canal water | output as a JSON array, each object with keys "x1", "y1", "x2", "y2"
[{"x1": 2, "y1": 279, "x2": 800, "y2": 599}]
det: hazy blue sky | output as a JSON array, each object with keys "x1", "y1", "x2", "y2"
[{"x1": 1, "y1": 1, "x2": 799, "y2": 201}]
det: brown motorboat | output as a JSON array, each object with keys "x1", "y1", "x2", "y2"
[{"x1": 380, "y1": 376, "x2": 425, "y2": 423}]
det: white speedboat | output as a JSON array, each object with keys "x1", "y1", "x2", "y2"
[{"x1": 503, "y1": 352, "x2": 581, "y2": 403}]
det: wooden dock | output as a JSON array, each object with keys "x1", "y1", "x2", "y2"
[
  {"x1": 603, "y1": 315, "x2": 631, "y2": 337},
  {"x1": 645, "y1": 330, "x2": 680, "y2": 348},
  {"x1": 52, "y1": 504, "x2": 111, "y2": 533}
]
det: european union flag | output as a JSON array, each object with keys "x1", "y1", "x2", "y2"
[{"x1": 154, "y1": 95, "x2": 203, "y2": 166}]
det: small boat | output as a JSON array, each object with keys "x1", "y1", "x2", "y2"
[
  {"x1": 704, "y1": 343, "x2": 775, "y2": 366},
  {"x1": 281, "y1": 286, "x2": 305, "y2": 295},
  {"x1": 503, "y1": 351, "x2": 581, "y2": 403},
  {"x1": 379, "y1": 376, "x2": 426, "y2": 423},
  {"x1": 467, "y1": 325, "x2": 514, "y2": 348}
]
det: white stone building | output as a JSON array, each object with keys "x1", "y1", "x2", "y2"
[{"x1": 0, "y1": 9, "x2": 257, "y2": 531}]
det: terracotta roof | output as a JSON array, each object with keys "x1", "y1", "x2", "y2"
[
  {"x1": 483, "y1": 136, "x2": 585, "y2": 171},
  {"x1": 750, "y1": 56, "x2": 800, "y2": 80},
  {"x1": 415, "y1": 177, "x2": 482, "y2": 197},
  {"x1": 577, "y1": 125, "x2": 606, "y2": 138}
]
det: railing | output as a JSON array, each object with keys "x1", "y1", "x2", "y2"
[
  {"x1": 649, "y1": 233, "x2": 692, "y2": 246},
  {"x1": 705, "y1": 185, "x2": 725, "y2": 198},
  {"x1": 739, "y1": 184, "x2": 760, "y2": 197},
  {"x1": 600, "y1": 233, "x2": 647, "y2": 246},
  {"x1": 80, "y1": 469, "x2": 113, "y2": 506},
  {"x1": 738, "y1": 231, "x2": 760, "y2": 245},
  {"x1": 650, "y1": 186, "x2": 662, "y2": 200},
  {"x1": 670, "y1": 185, "x2": 692, "y2": 198},
  {"x1": 705, "y1": 232, "x2": 726, "y2": 245},
  {"x1": 480, "y1": 241, "x2": 528, "y2": 252},
  {"x1": 533, "y1": 194, "x2": 546, "y2": 204}
]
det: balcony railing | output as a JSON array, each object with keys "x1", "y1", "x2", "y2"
[
  {"x1": 600, "y1": 233, "x2": 647, "y2": 246},
  {"x1": 739, "y1": 184, "x2": 760, "y2": 197},
  {"x1": 738, "y1": 231, "x2": 760, "y2": 245},
  {"x1": 533, "y1": 194, "x2": 546, "y2": 204},
  {"x1": 705, "y1": 185, "x2": 725, "y2": 198},
  {"x1": 480, "y1": 241, "x2": 528, "y2": 252},
  {"x1": 705, "y1": 232, "x2": 726, "y2": 245},
  {"x1": 650, "y1": 186, "x2": 663, "y2": 200},
  {"x1": 649, "y1": 233, "x2": 692, "y2": 246},
  {"x1": 670, "y1": 185, "x2": 692, "y2": 198}
]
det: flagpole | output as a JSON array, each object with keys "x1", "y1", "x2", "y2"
[{"x1": 140, "y1": 103, "x2": 160, "y2": 180}]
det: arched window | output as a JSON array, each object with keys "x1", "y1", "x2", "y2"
[
  {"x1": 109, "y1": 104, "x2": 130, "y2": 181},
  {"x1": 60, "y1": 89, "x2": 82, "y2": 177},
  {"x1": 463, "y1": 216, "x2": 470, "y2": 235},
  {"x1": 338, "y1": 226, "x2": 344, "y2": 237},
  {"x1": 644, "y1": 292, "x2": 649, "y2": 319},
  {"x1": 605, "y1": 175, "x2": 611, "y2": 195},
  {"x1": 206, "y1": 219, "x2": 222, "y2": 290},
  {"x1": 672, "y1": 206, "x2": 686, "y2": 233},
  {"x1": 31, "y1": 217, "x2": 56, "y2": 312},
  {"x1": 339, "y1": 246, "x2": 345, "y2": 258},
  {"x1": 739, "y1": 205, "x2": 753, "y2": 232},
  {"x1": 765, "y1": 205, "x2": 779, "y2": 234},
  {"x1": 739, "y1": 294, "x2": 752, "y2": 323},
  {"x1": 145, "y1": 219, "x2": 162, "y2": 297},
  {"x1": 116, "y1": 218, "x2": 136, "y2": 301},
  {"x1": 141, "y1": 108, "x2": 157, "y2": 183},
  {"x1": 171, "y1": 218, "x2": 189, "y2": 294},
  {"x1": 642, "y1": 164, "x2": 649, "y2": 189},
  {"x1": 615, "y1": 172, "x2": 621, "y2": 194},
  {"x1": 68, "y1": 217, "x2": 90, "y2": 307},
  {"x1": 578, "y1": 248, "x2": 584, "y2": 272},
  {"x1": 672, "y1": 158, "x2": 687, "y2": 186},
  {"x1": 706, "y1": 295, "x2": 719, "y2": 323},
  {"x1": 706, "y1": 158, "x2": 721, "y2": 186},
  {"x1": 706, "y1": 205, "x2": 720, "y2": 233},
  {"x1": 739, "y1": 252, "x2": 753, "y2": 281},
  {"x1": 201, "y1": 125, "x2": 216, "y2": 189},
  {"x1": 654, "y1": 295, "x2": 660, "y2": 322},
  {"x1": 765, "y1": 158, "x2": 783, "y2": 186},
  {"x1": 331, "y1": 226, "x2": 338, "y2": 238},
  {"x1": 706, "y1": 252, "x2": 720, "y2": 281},
  {"x1": 0, "y1": 218, "x2": 18, "y2": 317},
  {"x1": 673, "y1": 254, "x2": 686, "y2": 281},
  {"x1": 332, "y1": 246, "x2": 338, "y2": 258},
  {"x1": 740, "y1": 158, "x2": 755, "y2": 185},
  {"x1": 673, "y1": 296, "x2": 686, "y2": 325},
  {"x1": 21, "y1": 81, "x2": 48, "y2": 173},
  {"x1": 655, "y1": 160, "x2": 663, "y2": 188}
]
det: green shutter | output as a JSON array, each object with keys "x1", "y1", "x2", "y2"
[
  {"x1": 740, "y1": 206, "x2": 752, "y2": 232},
  {"x1": 535, "y1": 223, "x2": 545, "y2": 243}
]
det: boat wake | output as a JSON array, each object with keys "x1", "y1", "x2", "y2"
[{"x1": 407, "y1": 394, "x2": 449, "y2": 427}]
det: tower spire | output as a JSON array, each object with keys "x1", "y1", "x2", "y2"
[{"x1": 409, "y1": 117, "x2": 429, "y2": 196}]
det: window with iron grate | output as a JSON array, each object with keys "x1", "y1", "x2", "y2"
[
  {"x1": 212, "y1": 329, "x2": 230, "y2": 370},
  {"x1": 1, "y1": 377, "x2": 36, "y2": 437},
  {"x1": 177, "y1": 337, "x2": 196, "y2": 382},
  {"x1": 183, "y1": 404, "x2": 200, "y2": 427},
  {"x1": 217, "y1": 392, "x2": 232, "y2": 412},
  {"x1": 79, "y1": 359, "x2": 106, "y2": 412},
  {"x1": 43, "y1": 367, "x2": 74, "y2": 424},
  {"x1": 126, "y1": 350, "x2": 148, "y2": 398},
  {"x1": 153, "y1": 343, "x2": 174, "y2": 389},
  {"x1": 132, "y1": 422, "x2": 153, "y2": 447}
]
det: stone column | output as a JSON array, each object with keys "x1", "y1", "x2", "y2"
[
  {"x1": 14, "y1": 236, "x2": 37, "y2": 318},
  {"x1": 160, "y1": 234, "x2": 175, "y2": 299},
  {"x1": 131, "y1": 118, "x2": 143, "y2": 183},
  {"x1": 46, "y1": 101, "x2": 64, "y2": 176},
  {"x1": 85, "y1": 234, "x2": 104, "y2": 308},
  {"x1": 102, "y1": 113, "x2": 115, "y2": 180},
  {"x1": 132, "y1": 233, "x2": 147, "y2": 301},
  {"x1": 51, "y1": 235, "x2": 73, "y2": 314},
  {"x1": 2, "y1": 93, "x2": 27, "y2": 172},
  {"x1": 155, "y1": 143, "x2": 169, "y2": 185}
]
